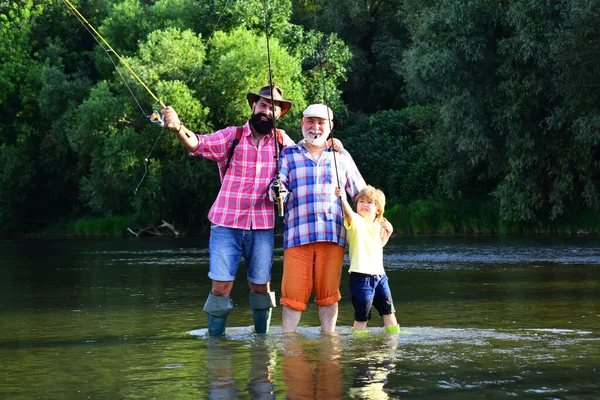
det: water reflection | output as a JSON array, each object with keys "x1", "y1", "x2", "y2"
[
  {"x1": 346, "y1": 334, "x2": 401, "y2": 399},
  {"x1": 205, "y1": 339, "x2": 239, "y2": 399},
  {"x1": 281, "y1": 333, "x2": 343, "y2": 399},
  {"x1": 1, "y1": 236, "x2": 599, "y2": 398},
  {"x1": 203, "y1": 334, "x2": 276, "y2": 399},
  {"x1": 247, "y1": 339, "x2": 276, "y2": 400}
]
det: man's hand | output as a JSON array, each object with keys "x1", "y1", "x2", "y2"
[
  {"x1": 270, "y1": 181, "x2": 289, "y2": 200},
  {"x1": 327, "y1": 138, "x2": 344, "y2": 152},
  {"x1": 161, "y1": 106, "x2": 182, "y2": 131}
]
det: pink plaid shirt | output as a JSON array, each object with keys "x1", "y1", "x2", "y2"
[{"x1": 191, "y1": 122, "x2": 295, "y2": 230}]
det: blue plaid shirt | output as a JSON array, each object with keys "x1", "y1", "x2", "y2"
[{"x1": 279, "y1": 142, "x2": 366, "y2": 249}]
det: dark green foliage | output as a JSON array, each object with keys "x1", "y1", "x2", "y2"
[
  {"x1": 402, "y1": 0, "x2": 600, "y2": 226},
  {"x1": 385, "y1": 199, "x2": 501, "y2": 235},
  {"x1": 72, "y1": 215, "x2": 133, "y2": 236},
  {"x1": 336, "y1": 107, "x2": 437, "y2": 205},
  {"x1": 1, "y1": 0, "x2": 599, "y2": 235},
  {"x1": 291, "y1": 0, "x2": 410, "y2": 112}
]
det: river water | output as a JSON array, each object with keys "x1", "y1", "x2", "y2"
[{"x1": 0, "y1": 235, "x2": 598, "y2": 399}]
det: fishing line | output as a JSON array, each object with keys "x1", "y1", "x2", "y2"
[
  {"x1": 310, "y1": 0, "x2": 341, "y2": 189},
  {"x1": 62, "y1": 0, "x2": 165, "y2": 109},
  {"x1": 61, "y1": 0, "x2": 169, "y2": 195},
  {"x1": 63, "y1": 2, "x2": 148, "y2": 118},
  {"x1": 261, "y1": 0, "x2": 285, "y2": 217},
  {"x1": 185, "y1": 0, "x2": 232, "y2": 85}
]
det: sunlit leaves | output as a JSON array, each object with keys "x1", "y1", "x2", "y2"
[{"x1": 202, "y1": 27, "x2": 306, "y2": 129}]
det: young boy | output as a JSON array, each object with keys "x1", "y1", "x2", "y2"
[{"x1": 335, "y1": 185, "x2": 399, "y2": 334}]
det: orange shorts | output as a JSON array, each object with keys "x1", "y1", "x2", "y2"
[{"x1": 280, "y1": 242, "x2": 344, "y2": 311}]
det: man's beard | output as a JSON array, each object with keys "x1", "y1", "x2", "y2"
[
  {"x1": 250, "y1": 112, "x2": 274, "y2": 135},
  {"x1": 302, "y1": 128, "x2": 327, "y2": 147}
]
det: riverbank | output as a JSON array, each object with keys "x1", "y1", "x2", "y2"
[
  {"x1": 386, "y1": 199, "x2": 600, "y2": 235},
  {"x1": 4, "y1": 199, "x2": 600, "y2": 238}
]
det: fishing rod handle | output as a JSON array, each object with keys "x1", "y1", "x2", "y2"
[{"x1": 277, "y1": 196, "x2": 284, "y2": 217}]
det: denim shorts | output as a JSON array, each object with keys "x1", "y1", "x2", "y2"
[
  {"x1": 349, "y1": 272, "x2": 395, "y2": 322},
  {"x1": 208, "y1": 225, "x2": 274, "y2": 284}
]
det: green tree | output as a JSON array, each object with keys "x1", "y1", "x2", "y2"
[
  {"x1": 200, "y1": 27, "x2": 307, "y2": 134},
  {"x1": 493, "y1": 0, "x2": 600, "y2": 222},
  {"x1": 403, "y1": 0, "x2": 600, "y2": 224},
  {"x1": 549, "y1": 0, "x2": 600, "y2": 214},
  {"x1": 0, "y1": 0, "x2": 44, "y2": 144},
  {"x1": 402, "y1": 0, "x2": 504, "y2": 202},
  {"x1": 337, "y1": 107, "x2": 438, "y2": 205},
  {"x1": 0, "y1": 0, "x2": 85, "y2": 231},
  {"x1": 292, "y1": 0, "x2": 409, "y2": 112},
  {"x1": 67, "y1": 26, "x2": 215, "y2": 227}
]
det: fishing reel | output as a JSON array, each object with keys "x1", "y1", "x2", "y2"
[
  {"x1": 148, "y1": 110, "x2": 165, "y2": 127},
  {"x1": 271, "y1": 180, "x2": 288, "y2": 217}
]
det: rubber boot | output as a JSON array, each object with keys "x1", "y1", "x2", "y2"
[
  {"x1": 353, "y1": 329, "x2": 369, "y2": 337},
  {"x1": 203, "y1": 293, "x2": 234, "y2": 336},
  {"x1": 384, "y1": 325, "x2": 400, "y2": 333},
  {"x1": 249, "y1": 292, "x2": 276, "y2": 334}
]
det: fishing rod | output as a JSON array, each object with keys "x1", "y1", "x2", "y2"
[
  {"x1": 311, "y1": 0, "x2": 341, "y2": 190},
  {"x1": 61, "y1": 0, "x2": 166, "y2": 127},
  {"x1": 262, "y1": 0, "x2": 285, "y2": 217},
  {"x1": 62, "y1": 0, "x2": 168, "y2": 193}
]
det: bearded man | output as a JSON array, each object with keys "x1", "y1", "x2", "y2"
[
  {"x1": 162, "y1": 86, "x2": 294, "y2": 336},
  {"x1": 275, "y1": 104, "x2": 366, "y2": 333}
]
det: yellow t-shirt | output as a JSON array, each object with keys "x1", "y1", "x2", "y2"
[{"x1": 344, "y1": 212, "x2": 385, "y2": 275}]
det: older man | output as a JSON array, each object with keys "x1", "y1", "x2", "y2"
[
  {"x1": 276, "y1": 104, "x2": 366, "y2": 333},
  {"x1": 162, "y1": 86, "x2": 294, "y2": 336}
]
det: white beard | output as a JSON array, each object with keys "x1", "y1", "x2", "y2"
[{"x1": 302, "y1": 128, "x2": 327, "y2": 147}]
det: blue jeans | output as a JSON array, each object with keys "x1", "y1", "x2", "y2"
[
  {"x1": 208, "y1": 225, "x2": 274, "y2": 284},
  {"x1": 349, "y1": 272, "x2": 395, "y2": 322}
]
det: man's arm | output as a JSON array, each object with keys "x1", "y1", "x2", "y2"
[{"x1": 162, "y1": 106, "x2": 199, "y2": 152}]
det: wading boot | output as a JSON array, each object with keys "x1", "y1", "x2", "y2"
[
  {"x1": 203, "y1": 293, "x2": 234, "y2": 336},
  {"x1": 249, "y1": 291, "x2": 276, "y2": 334}
]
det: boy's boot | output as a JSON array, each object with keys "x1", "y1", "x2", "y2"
[
  {"x1": 203, "y1": 293, "x2": 234, "y2": 336},
  {"x1": 249, "y1": 291, "x2": 276, "y2": 334}
]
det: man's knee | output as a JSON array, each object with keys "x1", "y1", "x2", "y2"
[
  {"x1": 211, "y1": 281, "x2": 233, "y2": 297},
  {"x1": 249, "y1": 282, "x2": 269, "y2": 294}
]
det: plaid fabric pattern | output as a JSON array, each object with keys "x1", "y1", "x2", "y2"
[
  {"x1": 191, "y1": 122, "x2": 294, "y2": 230},
  {"x1": 280, "y1": 142, "x2": 366, "y2": 249}
]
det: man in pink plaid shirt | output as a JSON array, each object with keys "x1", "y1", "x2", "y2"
[{"x1": 162, "y1": 86, "x2": 294, "y2": 336}]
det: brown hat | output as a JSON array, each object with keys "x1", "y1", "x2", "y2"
[{"x1": 247, "y1": 85, "x2": 293, "y2": 117}]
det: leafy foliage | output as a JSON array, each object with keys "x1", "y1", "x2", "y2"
[
  {"x1": 337, "y1": 108, "x2": 438, "y2": 205},
  {"x1": 1, "y1": 0, "x2": 599, "y2": 234},
  {"x1": 200, "y1": 27, "x2": 306, "y2": 132},
  {"x1": 402, "y1": 0, "x2": 600, "y2": 224}
]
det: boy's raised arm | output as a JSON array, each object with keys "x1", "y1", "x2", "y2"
[{"x1": 335, "y1": 186, "x2": 353, "y2": 224}]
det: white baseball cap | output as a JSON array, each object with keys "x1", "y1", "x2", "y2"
[{"x1": 303, "y1": 104, "x2": 333, "y2": 121}]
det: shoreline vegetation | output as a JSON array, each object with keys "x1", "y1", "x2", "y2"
[
  {"x1": 3, "y1": 2, "x2": 599, "y2": 237},
  {"x1": 10, "y1": 199, "x2": 599, "y2": 238}
]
